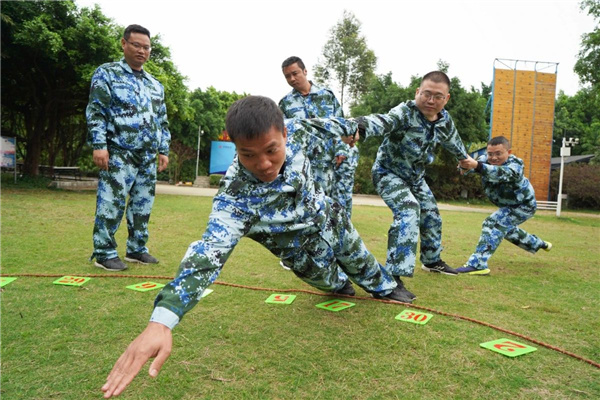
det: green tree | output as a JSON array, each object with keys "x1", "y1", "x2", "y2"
[
  {"x1": 554, "y1": 1, "x2": 600, "y2": 162},
  {"x1": 574, "y1": 0, "x2": 600, "y2": 86},
  {"x1": 313, "y1": 10, "x2": 376, "y2": 108},
  {"x1": 1, "y1": 1, "x2": 121, "y2": 175},
  {"x1": 167, "y1": 87, "x2": 246, "y2": 182},
  {"x1": 553, "y1": 88, "x2": 600, "y2": 159}
]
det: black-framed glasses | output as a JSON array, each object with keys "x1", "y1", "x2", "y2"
[
  {"x1": 126, "y1": 40, "x2": 151, "y2": 52},
  {"x1": 419, "y1": 91, "x2": 447, "y2": 101}
]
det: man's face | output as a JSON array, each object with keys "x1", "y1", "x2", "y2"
[
  {"x1": 414, "y1": 80, "x2": 450, "y2": 121},
  {"x1": 121, "y1": 32, "x2": 151, "y2": 70},
  {"x1": 282, "y1": 63, "x2": 309, "y2": 93},
  {"x1": 235, "y1": 126, "x2": 287, "y2": 183},
  {"x1": 486, "y1": 143, "x2": 511, "y2": 165}
]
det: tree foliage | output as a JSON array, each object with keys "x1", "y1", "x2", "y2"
[
  {"x1": 1, "y1": 1, "x2": 121, "y2": 175},
  {"x1": 553, "y1": 88, "x2": 600, "y2": 160},
  {"x1": 574, "y1": 0, "x2": 600, "y2": 86},
  {"x1": 313, "y1": 10, "x2": 376, "y2": 108},
  {"x1": 160, "y1": 87, "x2": 247, "y2": 183},
  {"x1": 554, "y1": 0, "x2": 600, "y2": 162}
]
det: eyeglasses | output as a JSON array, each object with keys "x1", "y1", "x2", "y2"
[
  {"x1": 487, "y1": 151, "x2": 507, "y2": 158},
  {"x1": 419, "y1": 91, "x2": 447, "y2": 101},
  {"x1": 126, "y1": 40, "x2": 151, "y2": 52}
]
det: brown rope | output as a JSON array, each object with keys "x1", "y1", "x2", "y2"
[{"x1": 3, "y1": 272, "x2": 599, "y2": 369}]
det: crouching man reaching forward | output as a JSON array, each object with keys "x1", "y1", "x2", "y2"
[{"x1": 101, "y1": 96, "x2": 411, "y2": 399}]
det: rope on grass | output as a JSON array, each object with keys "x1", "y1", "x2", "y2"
[{"x1": 4, "y1": 272, "x2": 599, "y2": 370}]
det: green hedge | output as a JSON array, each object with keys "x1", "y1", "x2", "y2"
[{"x1": 550, "y1": 163, "x2": 600, "y2": 209}]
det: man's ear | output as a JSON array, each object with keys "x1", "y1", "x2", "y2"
[{"x1": 282, "y1": 126, "x2": 288, "y2": 141}]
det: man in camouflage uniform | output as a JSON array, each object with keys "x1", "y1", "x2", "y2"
[
  {"x1": 279, "y1": 56, "x2": 359, "y2": 217},
  {"x1": 457, "y1": 136, "x2": 551, "y2": 275},
  {"x1": 101, "y1": 96, "x2": 411, "y2": 399},
  {"x1": 86, "y1": 24, "x2": 170, "y2": 271},
  {"x1": 355, "y1": 71, "x2": 469, "y2": 299}
]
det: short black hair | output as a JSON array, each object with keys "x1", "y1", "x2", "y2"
[
  {"x1": 488, "y1": 136, "x2": 511, "y2": 149},
  {"x1": 421, "y1": 71, "x2": 451, "y2": 90},
  {"x1": 124, "y1": 24, "x2": 150, "y2": 40},
  {"x1": 225, "y1": 96, "x2": 285, "y2": 143},
  {"x1": 282, "y1": 56, "x2": 305, "y2": 70}
]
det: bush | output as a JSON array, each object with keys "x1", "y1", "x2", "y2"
[
  {"x1": 209, "y1": 174, "x2": 223, "y2": 187},
  {"x1": 424, "y1": 159, "x2": 487, "y2": 201},
  {"x1": 1, "y1": 173, "x2": 54, "y2": 189},
  {"x1": 352, "y1": 151, "x2": 488, "y2": 201},
  {"x1": 353, "y1": 155, "x2": 377, "y2": 195},
  {"x1": 550, "y1": 163, "x2": 600, "y2": 210}
]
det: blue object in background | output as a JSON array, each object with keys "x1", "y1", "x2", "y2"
[{"x1": 209, "y1": 141, "x2": 236, "y2": 174}]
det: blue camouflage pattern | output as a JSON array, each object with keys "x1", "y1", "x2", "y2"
[
  {"x1": 279, "y1": 81, "x2": 358, "y2": 217},
  {"x1": 86, "y1": 59, "x2": 170, "y2": 154},
  {"x1": 465, "y1": 154, "x2": 545, "y2": 270},
  {"x1": 92, "y1": 149, "x2": 157, "y2": 260},
  {"x1": 279, "y1": 81, "x2": 343, "y2": 120},
  {"x1": 86, "y1": 58, "x2": 170, "y2": 261},
  {"x1": 285, "y1": 118, "x2": 350, "y2": 197},
  {"x1": 360, "y1": 100, "x2": 468, "y2": 276},
  {"x1": 151, "y1": 119, "x2": 395, "y2": 326}
]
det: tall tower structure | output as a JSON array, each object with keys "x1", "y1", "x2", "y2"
[{"x1": 490, "y1": 59, "x2": 558, "y2": 200}]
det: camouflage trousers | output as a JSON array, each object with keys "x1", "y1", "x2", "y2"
[
  {"x1": 92, "y1": 149, "x2": 157, "y2": 261},
  {"x1": 374, "y1": 167, "x2": 443, "y2": 277},
  {"x1": 282, "y1": 201, "x2": 396, "y2": 295},
  {"x1": 333, "y1": 145, "x2": 359, "y2": 218},
  {"x1": 465, "y1": 204, "x2": 545, "y2": 270}
]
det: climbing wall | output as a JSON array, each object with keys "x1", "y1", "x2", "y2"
[{"x1": 491, "y1": 67, "x2": 557, "y2": 200}]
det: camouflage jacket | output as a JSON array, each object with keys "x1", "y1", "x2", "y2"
[
  {"x1": 476, "y1": 154, "x2": 536, "y2": 208},
  {"x1": 360, "y1": 100, "x2": 468, "y2": 184},
  {"x1": 279, "y1": 82, "x2": 347, "y2": 159},
  {"x1": 279, "y1": 81, "x2": 344, "y2": 119},
  {"x1": 150, "y1": 118, "x2": 357, "y2": 328},
  {"x1": 86, "y1": 58, "x2": 170, "y2": 155}
]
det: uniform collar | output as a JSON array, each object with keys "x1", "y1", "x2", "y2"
[
  {"x1": 119, "y1": 58, "x2": 148, "y2": 79},
  {"x1": 292, "y1": 80, "x2": 320, "y2": 97}
]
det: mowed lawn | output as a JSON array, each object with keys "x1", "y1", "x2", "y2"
[{"x1": 1, "y1": 187, "x2": 599, "y2": 400}]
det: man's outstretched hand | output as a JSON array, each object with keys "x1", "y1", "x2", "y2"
[{"x1": 101, "y1": 322, "x2": 172, "y2": 398}]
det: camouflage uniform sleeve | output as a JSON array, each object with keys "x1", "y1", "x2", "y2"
[
  {"x1": 307, "y1": 117, "x2": 355, "y2": 158},
  {"x1": 152, "y1": 197, "x2": 251, "y2": 327},
  {"x1": 479, "y1": 157, "x2": 523, "y2": 183},
  {"x1": 156, "y1": 83, "x2": 170, "y2": 155},
  {"x1": 86, "y1": 67, "x2": 111, "y2": 151},
  {"x1": 302, "y1": 117, "x2": 358, "y2": 138},
  {"x1": 438, "y1": 114, "x2": 468, "y2": 160},
  {"x1": 358, "y1": 103, "x2": 408, "y2": 139}
]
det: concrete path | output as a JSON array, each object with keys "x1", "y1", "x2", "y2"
[
  {"x1": 155, "y1": 183, "x2": 600, "y2": 218},
  {"x1": 155, "y1": 183, "x2": 495, "y2": 214}
]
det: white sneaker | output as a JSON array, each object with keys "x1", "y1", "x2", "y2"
[{"x1": 280, "y1": 260, "x2": 291, "y2": 270}]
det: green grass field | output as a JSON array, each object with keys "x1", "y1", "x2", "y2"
[{"x1": 1, "y1": 187, "x2": 599, "y2": 399}]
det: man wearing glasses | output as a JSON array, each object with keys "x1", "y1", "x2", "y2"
[
  {"x1": 353, "y1": 71, "x2": 469, "y2": 301},
  {"x1": 86, "y1": 24, "x2": 170, "y2": 271}
]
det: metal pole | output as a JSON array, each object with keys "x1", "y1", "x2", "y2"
[
  {"x1": 556, "y1": 138, "x2": 565, "y2": 217},
  {"x1": 195, "y1": 125, "x2": 201, "y2": 180}
]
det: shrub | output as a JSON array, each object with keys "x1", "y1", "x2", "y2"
[
  {"x1": 550, "y1": 163, "x2": 600, "y2": 210},
  {"x1": 209, "y1": 174, "x2": 223, "y2": 187},
  {"x1": 353, "y1": 155, "x2": 377, "y2": 195},
  {"x1": 424, "y1": 160, "x2": 487, "y2": 201}
]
